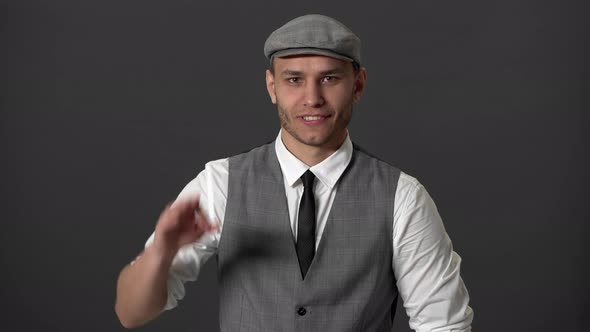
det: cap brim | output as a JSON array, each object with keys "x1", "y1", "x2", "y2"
[{"x1": 271, "y1": 48, "x2": 354, "y2": 63}]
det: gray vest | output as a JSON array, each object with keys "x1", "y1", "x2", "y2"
[{"x1": 218, "y1": 142, "x2": 401, "y2": 331}]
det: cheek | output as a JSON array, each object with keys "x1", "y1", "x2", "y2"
[
  {"x1": 275, "y1": 91, "x2": 299, "y2": 110},
  {"x1": 329, "y1": 90, "x2": 355, "y2": 109}
]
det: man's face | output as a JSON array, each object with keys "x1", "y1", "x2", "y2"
[{"x1": 266, "y1": 55, "x2": 366, "y2": 152}]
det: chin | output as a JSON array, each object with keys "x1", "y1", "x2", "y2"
[{"x1": 299, "y1": 134, "x2": 334, "y2": 147}]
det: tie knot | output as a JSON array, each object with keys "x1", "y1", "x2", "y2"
[{"x1": 301, "y1": 170, "x2": 315, "y2": 189}]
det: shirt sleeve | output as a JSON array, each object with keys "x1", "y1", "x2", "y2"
[
  {"x1": 392, "y1": 173, "x2": 474, "y2": 332},
  {"x1": 143, "y1": 158, "x2": 229, "y2": 311}
]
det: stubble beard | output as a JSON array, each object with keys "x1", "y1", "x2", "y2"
[{"x1": 276, "y1": 99, "x2": 353, "y2": 148}]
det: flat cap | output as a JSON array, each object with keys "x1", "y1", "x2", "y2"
[{"x1": 264, "y1": 14, "x2": 361, "y2": 65}]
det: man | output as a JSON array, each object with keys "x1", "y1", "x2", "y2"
[{"x1": 115, "y1": 14, "x2": 474, "y2": 331}]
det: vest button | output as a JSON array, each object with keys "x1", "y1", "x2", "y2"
[{"x1": 297, "y1": 307, "x2": 307, "y2": 316}]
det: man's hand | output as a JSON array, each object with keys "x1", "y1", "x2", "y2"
[
  {"x1": 115, "y1": 196, "x2": 217, "y2": 328},
  {"x1": 153, "y1": 196, "x2": 218, "y2": 256}
]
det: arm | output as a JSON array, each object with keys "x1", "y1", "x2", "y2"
[
  {"x1": 115, "y1": 197, "x2": 217, "y2": 328},
  {"x1": 393, "y1": 175, "x2": 473, "y2": 332}
]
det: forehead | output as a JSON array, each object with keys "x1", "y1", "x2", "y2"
[{"x1": 273, "y1": 55, "x2": 352, "y2": 73}]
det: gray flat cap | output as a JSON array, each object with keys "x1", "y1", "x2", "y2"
[{"x1": 264, "y1": 14, "x2": 361, "y2": 65}]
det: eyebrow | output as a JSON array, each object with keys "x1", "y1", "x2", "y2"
[
  {"x1": 318, "y1": 68, "x2": 346, "y2": 75},
  {"x1": 281, "y1": 70, "x2": 303, "y2": 76},
  {"x1": 280, "y1": 67, "x2": 347, "y2": 77}
]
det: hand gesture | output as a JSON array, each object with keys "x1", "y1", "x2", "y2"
[{"x1": 152, "y1": 196, "x2": 217, "y2": 256}]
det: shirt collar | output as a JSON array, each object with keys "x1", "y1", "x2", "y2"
[{"x1": 274, "y1": 130, "x2": 353, "y2": 189}]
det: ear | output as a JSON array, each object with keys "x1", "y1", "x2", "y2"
[
  {"x1": 353, "y1": 67, "x2": 367, "y2": 103},
  {"x1": 266, "y1": 69, "x2": 277, "y2": 104}
]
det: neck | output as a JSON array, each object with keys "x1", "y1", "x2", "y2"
[{"x1": 281, "y1": 131, "x2": 346, "y2": 167}]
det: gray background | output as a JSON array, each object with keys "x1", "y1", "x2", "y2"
[{"x1": 1, "y1": 0, "x2": 588, "y2": 331}]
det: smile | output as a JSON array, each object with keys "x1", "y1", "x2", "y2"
[{"x1": 299, "y1": 115, "x2": 330, "y2": 124}]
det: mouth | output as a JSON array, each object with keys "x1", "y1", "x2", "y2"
[
  {"x1": 299, "y1": 114, "x2": 331, "y2": 124},
  {"x1": 302, "y1": 115, "x2": 324, "y2": 121}
]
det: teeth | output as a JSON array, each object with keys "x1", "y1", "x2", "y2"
[{"x1": 303, "y1": 116, "x2": 322, "y2": 121}]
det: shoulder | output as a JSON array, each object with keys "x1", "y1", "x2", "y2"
[
  {"x1": 350, "y1": 143, "x2": 422, "y2": 194},
  {"x1": 180, "y1": 141, "x2": 275, "y2": 194},
  {"x1": 228, "y1": 141, "x2": 275, "y2": 163},
  {"x1": 176, "y1": 139, "x2": 275, "y2": 200},
  {"x1": 176, "y1": 157, "x2": 229, "y2": 200},
  {"x1": 397, "y1": 171, "x2": 422, "y2": 197},
  {"x1": 350, "y1": 144, "x2": 402, "y2": 188},
  {"x1": 227, "y1": 141, "x2": 277, "y2": 176},
  {"x1": 394, "y1": 171, "x2": 440, "y2": 223},
  {"x1": 352, "y1": 144, "x2": 401, "y2": 172},
  {"x1": 204, "y1": 158, "x2": 229, "y2": 180}
]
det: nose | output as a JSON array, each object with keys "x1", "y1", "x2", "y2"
[{"x1": 303, "y1": 81, "x2": 325, "y2": 108}]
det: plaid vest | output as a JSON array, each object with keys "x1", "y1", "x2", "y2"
[{"x1": 218, "y1": 142, "x2": 400, "y2": 331}]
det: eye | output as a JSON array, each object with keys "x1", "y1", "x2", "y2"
[
  {"x1": 287, "y1": 77, "x2": 301, "y2": 83},
  {"x1": 322, "y1": 76, "x2": 338, "y2": 83}
]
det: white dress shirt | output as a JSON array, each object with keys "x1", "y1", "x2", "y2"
[{"x1": 144, "y1": 132, "x2": 473, "y2": 332}]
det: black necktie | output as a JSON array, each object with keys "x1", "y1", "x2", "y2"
[{"x1": 296, "y1": 170, "x2": 316, "y2": 279}]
